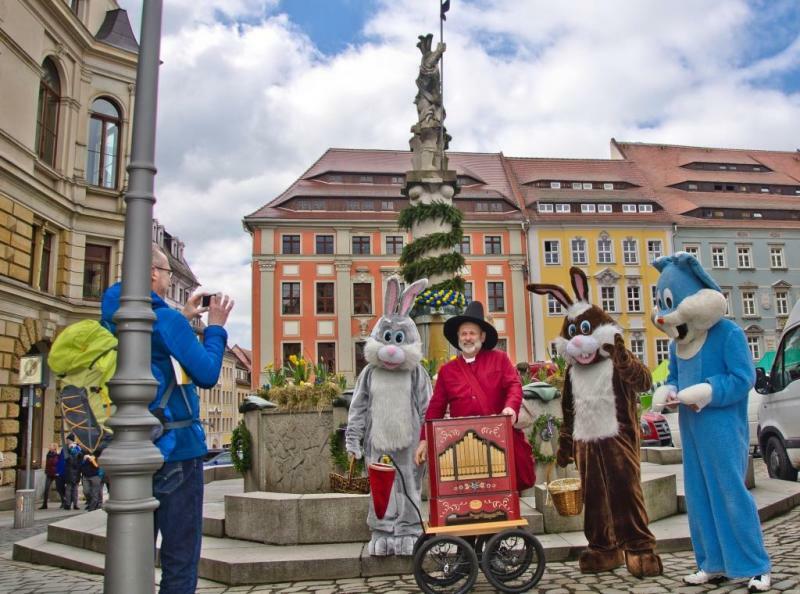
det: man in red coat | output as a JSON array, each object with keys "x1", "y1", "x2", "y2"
[{"x1": 414, "y1": 301, "x2": 536, "y2": 491}]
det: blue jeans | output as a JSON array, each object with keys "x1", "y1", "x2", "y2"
[{"x1": 154, "y1": 457, "x2": 204, "y2": 594}]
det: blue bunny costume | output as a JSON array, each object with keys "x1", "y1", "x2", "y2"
[{"x1": 652, "y1": 254, "x2": 770, "y2": 584}]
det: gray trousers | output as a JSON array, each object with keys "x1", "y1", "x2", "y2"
[{"x1": 81, "y1": 475, "x2": 103, "y2": 511}]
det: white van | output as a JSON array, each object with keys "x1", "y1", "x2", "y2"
[{"x1": 755, "y1": 300, "x2": 800, "y2": 482}]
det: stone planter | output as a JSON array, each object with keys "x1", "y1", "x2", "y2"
[{"x1": 244, "y1": 408, "x2": 334, "y2": 493}]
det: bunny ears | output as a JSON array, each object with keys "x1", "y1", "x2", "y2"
[
  {"x1": 384, "y1": 276, "x2": 428, "y2": 318},
  {"x1": 527, "y1": 267, "x2": 590, "y2": 309}
]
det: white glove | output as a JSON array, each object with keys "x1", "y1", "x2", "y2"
[
  {"x1": 652, "y1": 384, "x2": 677, "y2": 411},
  {"x1": 677, "y1": 383, "x2": 713, "y2": 411},
  {"x1": 346, "y1": 446, "x2": 363, "y2": 460}
]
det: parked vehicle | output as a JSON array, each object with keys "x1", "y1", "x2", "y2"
[
  {"x1": 204, "y1": 450, "x2": 232, "y2": 467},
  {"x1": 755, "y1": 300, "x2": 800, "y2": 482},
  {"x1": 640, "y1": 411, "x2": 672, "y2": 447}
]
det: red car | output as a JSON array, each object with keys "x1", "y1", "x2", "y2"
[{"x1": 640, "y1": 411, "x2": 672, "y2": 447}]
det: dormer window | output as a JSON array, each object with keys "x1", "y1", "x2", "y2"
[
  {"x1": 603, "y1": 183, "x2": 614, "y2": 190},
  {"x1": 638, "y1": 204, "x2": 653, "y2": 213},
  {"x1": 622, "y1": 204, "x2": 637, "y2": 213},
  {"x1": 572, "y1": 182, "x2": 582, "y2": 189},
  {"x1": 555, "y1": 203, "x2": 571, "y2": 213},
  {"x1": 582, "y1": 182, "x2": 593, "y2": 190},
  {"x1": 598, "y1": 204, "x2": 612, "y2": 213},
  {"x1": 550, "y1": 181, "x2": 561, "y2": 189},
  {"x1": 538, "y1": 203, "x2": 554, "y2": 213},
  {"x1": 581, "y1": 204, "x2": 596, "y2": 213}
]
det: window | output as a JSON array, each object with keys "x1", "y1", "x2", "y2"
[
  {"x1": 550, "y1": 182, "x2": 561, "y2": 189},
  {"x1": 722, "y1": 290, "x2": 733, "y2": 316},
  {"x1": 741, "y1": 291, "x2": 757, "y2": 316},
  {"x1": 87, "y1": 98, "x2": 121, "y2": 188},
  {"x1": 385, "y1": 235, "x2": 404, "y2": 255},
  {"x1": 776, "y1": 291, "x2": 790, "y2": 316},
  {"x1": 282, "y1": 343, "x2": 301, "y2": 366},
  {"x1": 36, "y1": 58, "x2": 61, "y2": 167},
  {"x1": 317, "y1": 342, "x2": 336, "y2": 373},
  {"x1": 69, "y1": 0, "x2": 80, "y2": 14},
  {"x1": 581, "y1": 204, "x2": 596, "y2": 213},
  {"x1": 638, "y1": 204, "x2": 653, "y2": 213},
  {"x1": 683, "y1": 245, "x2": 700, "y2": 262},
  {"x1": 572, "y1": 182, "x2": 582, "y2": 189},
  {"x1": 316, "y1": 282, "x2": 334, "y2": 314},
  {"x1": 549, "y1": 342, "x2": 559, "y2": 358},
  {"x1": 771, "y1": 326, "x2": 800, "y2": 391},
  {"x1": 582, "y1": 182, "x2": 593, "y2": 190},
  {"x1": 630, "y1": 339, "x2": 645, "y2": 362},
  {"x1": 354, "y1": 342, "x2": 368, "y2": 375},
  {"x1": 736, "y1": 246, "x2": 753, "y2": 269},
  {"x1": 487, "y1": 282, "x2": 505, "y2": 312},
  {"x1": 622, "y1": 239, "x2": 638, "y2": 265},
  {"x1": 282, "y1": 235, "x2": 300, "y2": 254},
  {"x1": 711, "y1": 246, "x2": 727, "y2": 268},
  {"x1": 747, "y1": 336, "x2": 761, "y2": 360},
  {"x1": 353, "y1": 283, "x2": 372, "y2": 315},
  {"x1": 647, "y1": 240, "x2": 663, "y2": 262},
  {"x1": 315, "y1": 235, "x2": 334, "y2": 255},
  {"x1": 352, "y1": 236, "x2": 371, "y2": 255},
  {"x1": 603, "y1": 183, "x2": 614, "y2": 191},
  {"x1": 622, "y1": 204, "x2": 637, "y2": 213},
  {"x1": 770, "y1": 246, "x2": 785, "y2": 269},
  {"x1": 651, "y1": 285, "x2": 658, "y2": 308},
  {"x1": 83, "y1": 243, "x2": 110, "y2": 299},
  {"x1": 571, "y1": 238, "x2": 587, "y2": 265},
  {"x1": 30, "y1": 226, "x2": 54, "y2": 292},
  {"x1": 381, "y1": 200, "x2": 395, "y2": 210},
  {"x1": 281, "y1": 282, "x2": 300, "y2": 314},
  {"x1": 544, "y1": 240, "x2": 560, "y2": 265},
  {"x1": 485, "y1": 236, "x2": 502, "y2": 255},
  {"x1": 463, "y1": 282, "x2": 473, "y2": 303},
  {"x1": 537, "y1": 203, "x2": 554, "y2": 213},
  {"x1": 458, "y1": 236, "x2": 471, "y2": 254},
  {"x1": 598, "y1": 204, "x2": 612, "y2": 213},
  {"x1": 627, "y1": 285, "x2": 642, "y2": 312},
  {"x1": 597, "y1": 238, "x2": 613, "y2": 264},
  {"x1": 601, "y1": 286, "x2": 617, "y2": 312},
  {"x1": 547, "y1": 295, "x2": 563, "y2": 316},
  {"x1": 359, "y1": 175, "x2": 373, "y2": 183},
  {"x1": 555, "y1": 203, "x2": 571, "y2": 213},
  {"x1": 656, "y1": 339, "x2": 670, "y2": 364}
]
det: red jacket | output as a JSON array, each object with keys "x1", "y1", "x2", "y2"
[{"x1": 424, "y1": 349, "x2": 535, "y2": 490}]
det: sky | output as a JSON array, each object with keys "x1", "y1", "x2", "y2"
[{"x1": 115, "y1": 0, "x2": 800, "y2": 350}]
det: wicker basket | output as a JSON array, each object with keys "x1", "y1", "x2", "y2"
[
  {"x1": 330, "y1": 458, "x2": 370, "y2": 494},
  {"x1": 547, "y1": 478, "x2": 583, "y2": 517}
]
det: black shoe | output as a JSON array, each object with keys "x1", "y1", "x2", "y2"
[
  {"x1": 72, "y1": 505, "x2": 79, "y2": 510},
  {"x1": 39, "y1": 505, "x2": 47, "y2": 510}
]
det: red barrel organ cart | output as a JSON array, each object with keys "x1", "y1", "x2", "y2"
[{"x1": 413, "y1": 414, "x2": 546, "y2": 593}]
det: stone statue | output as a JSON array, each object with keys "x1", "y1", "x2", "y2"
[{"x1": 410, "y1": 34, "x2": 451, "y2": 172}]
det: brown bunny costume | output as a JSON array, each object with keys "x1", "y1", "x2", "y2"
[{"x1": 528, "y1": 268, "x2": 662, "y2": 578}]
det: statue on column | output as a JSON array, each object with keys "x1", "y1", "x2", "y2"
[{"x1": 410, "y1": 34, "x2": 451, "y2": 172}]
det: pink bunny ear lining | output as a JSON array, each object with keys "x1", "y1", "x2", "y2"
[
  {"x1": 384, "y1": 277, "x2": 401, "y2": 316},
  {"x1": 399, "y1": 279, "x2": 428, "y2": 316}
]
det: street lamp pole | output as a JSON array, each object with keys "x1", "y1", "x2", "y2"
[{"x1": 102, "y1": 1, "x2": 164, "y2": 592}]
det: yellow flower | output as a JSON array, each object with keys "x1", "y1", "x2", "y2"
[
  {"x1": 289, "y1": 354, "x2": 298, "y2": 365},
  {"x1": 449, "y1": 355, "x2": 457, "y2": 361}
]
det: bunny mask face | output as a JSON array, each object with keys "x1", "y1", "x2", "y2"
[
  {"x1": 528, "y1": 267, "x2": 621, "y2": 367},
  {"x1": 651, "y1": 253, "x2": 727, "y2": 346},
  {"x1": 364, "y1": 277, "x2": 428, "y2": 371}
]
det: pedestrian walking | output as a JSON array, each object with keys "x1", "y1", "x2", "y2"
[
  {"x1": 62, "y1": 437, "x2": 82, "y2": 510},
  {"x1": 40, "y1": 443, "x2": 59, "y2": 509}
]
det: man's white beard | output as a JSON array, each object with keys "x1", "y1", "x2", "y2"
[{"x1": 460, "y1": 339, "x2": 482, "y2": 357}]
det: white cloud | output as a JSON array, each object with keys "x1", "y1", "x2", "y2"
[{"x1": 115, "y1": 0, "x2": 800, "y2": 349}]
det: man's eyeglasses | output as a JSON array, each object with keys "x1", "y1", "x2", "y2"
[{"x1": 154, "y1": 266, "x2": 173, "y2": 279}]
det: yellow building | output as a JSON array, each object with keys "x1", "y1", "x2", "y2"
[
  {"x1": 0, "y1": 1, "x2": 137, "y2": 498},
  {"x1": 198, "y1": 348, "x2": 238, "y2": 449},
  {"x1": 509, "y1": 158, "x2": 674, "y2": 367}
]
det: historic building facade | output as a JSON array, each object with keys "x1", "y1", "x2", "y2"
[
  {"x1": 0, "y1": 1, "x2": 138, "y2": 496},
  {"x1": 615, "y1": 141, "x2": 800, "y2": 362},
  {"x1": 244, "y1": 149, "x2": 532, "y2": 386}
]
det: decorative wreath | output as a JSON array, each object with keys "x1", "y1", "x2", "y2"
[
  {"x1": 529, "y1": 414, "x2": 562, "y2": 465},
  {"x1": 415, "y1": 287, "x2": 466, "y2": 309},
  {"x1": 230, "y1": 420, "x2": 252, "y2": 473}
]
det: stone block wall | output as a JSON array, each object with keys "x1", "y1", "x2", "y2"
[{"x1": 0, "y1": 196, "x2": 34, "y2": 284}]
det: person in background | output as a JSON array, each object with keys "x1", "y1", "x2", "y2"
[
  {"x1": 80, "y1": 451, "x2": 103, "y2": 511},
  {"x1": 62, "y1": 436, "x2": 82, "y2": 511},
  {"x1": 40, "y1": 442, "x2": 59, "y2": 509}
]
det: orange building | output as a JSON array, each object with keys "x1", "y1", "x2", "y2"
[{"x1": 243, "y1": 149, "x2": 533, "y2": 386}]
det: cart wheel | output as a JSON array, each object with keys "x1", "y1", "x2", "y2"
[
  {"x1": 412, "y1": 533, "x2": 429, "y2": 556},
  {"x1": 413, "y1": 535, "x2": 479, "y2": 594},
  {"x1": 480, "y1": 529, "x2": 546, "y2": 593}
]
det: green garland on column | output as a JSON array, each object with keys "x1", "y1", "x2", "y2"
[
  {"x1": 398, "y1": 196, "x2": 466, "y2": 307},
  {"x1": 230, "y1": 420, "x2": 252, "y2": 473}
]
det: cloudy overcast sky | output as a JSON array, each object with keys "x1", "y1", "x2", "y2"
[{"x1": 115, "y1": 0, "x2": 800, "y2": 349}]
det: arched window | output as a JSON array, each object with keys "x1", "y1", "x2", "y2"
[
  {"x1": 87, "y1": 98, "x2": 121, "y2": 188},
  {"x1": 35, "y1": 58, "x2": 60, "y2": 167}
]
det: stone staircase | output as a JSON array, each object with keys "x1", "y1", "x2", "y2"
[{"x1": 13, "y1": 450, "x2": 800, "y2": 587}]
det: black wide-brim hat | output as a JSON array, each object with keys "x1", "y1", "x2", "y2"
[{"x1": 444, "y1": 301, "x2": 498, "y2": 351}]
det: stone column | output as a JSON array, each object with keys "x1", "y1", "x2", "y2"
[
  {"x1": 510, "y1": 259, "x2": 528, "y2": 362},
  {"x1": 335, "y1": 260, "x2": 353, "y2": 382},
  {"x1": 258, "y1": 258, "x2": 275, "y2": 387}
]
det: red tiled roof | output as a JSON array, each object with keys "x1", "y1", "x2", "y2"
[
  {"x1": 528, "y1": 211, "x2": 675, "y2": 225},
  {"x1": 507, "y1": 157, "x2": 650, "y2": 186}
]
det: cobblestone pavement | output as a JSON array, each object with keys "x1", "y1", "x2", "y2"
[{"x1": 1, "y1": 505, "x2": 799, "y2": 594}]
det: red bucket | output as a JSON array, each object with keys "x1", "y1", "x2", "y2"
[{"x1": 368, "y1": 462, "x2": 396, "y2": 519}]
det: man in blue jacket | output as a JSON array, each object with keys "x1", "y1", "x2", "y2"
[{"x1": 101, "y1": 244, "x2": 233, "y2": 594}]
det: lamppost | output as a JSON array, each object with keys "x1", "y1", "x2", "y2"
[{"x1": 101, "y1": 1, "x2": 164, "y2": 592}]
